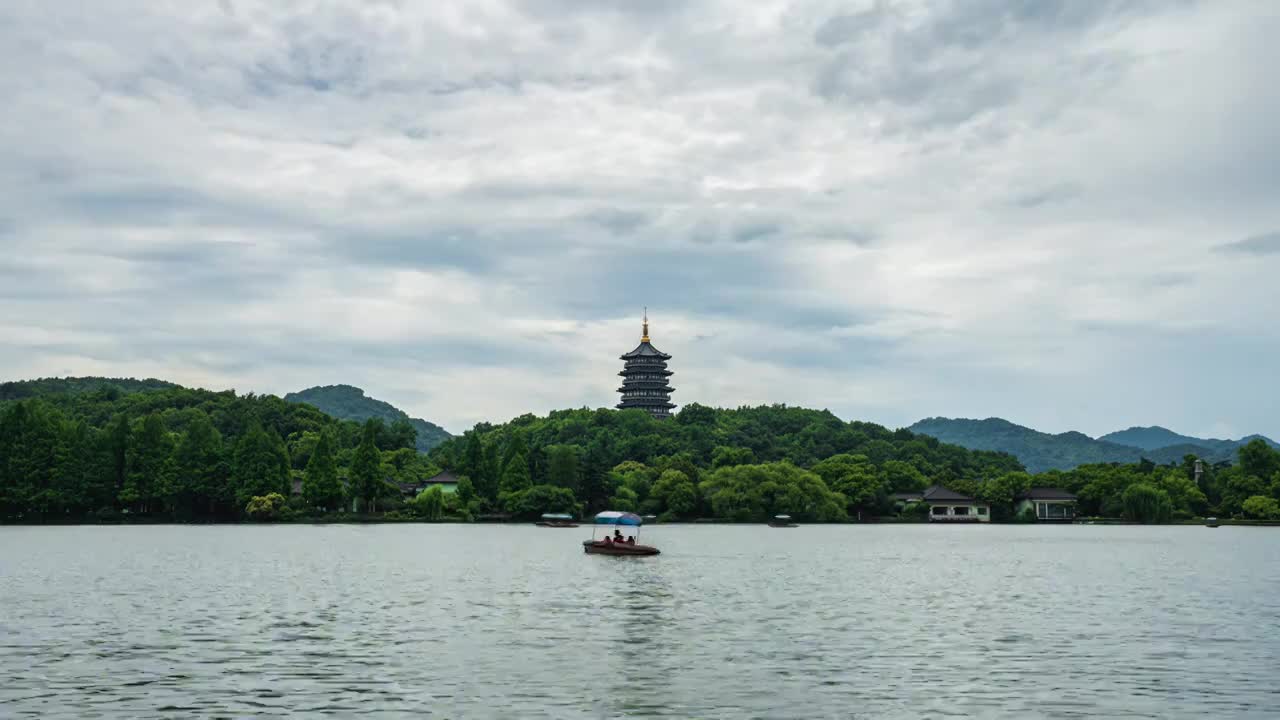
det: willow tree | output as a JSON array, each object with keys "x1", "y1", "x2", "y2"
[{"x1": 1122, "y1": 483, "x2": 1172, "y2": 524}]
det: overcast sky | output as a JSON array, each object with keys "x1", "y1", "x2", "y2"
[{"x1": 2, "y1": 0, "x2": 1277, "y2": 439}]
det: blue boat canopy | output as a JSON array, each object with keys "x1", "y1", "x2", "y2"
[
  {"x1": 594, "y1": 511, "x2": 643, "y2": 526},
  {"x1": 541, "y1": 513, "x2": 574, "y2": 520}
]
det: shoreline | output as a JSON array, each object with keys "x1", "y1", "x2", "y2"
[{"x1": 4, "y1": 518, "x2": 1278, "y2": 528}]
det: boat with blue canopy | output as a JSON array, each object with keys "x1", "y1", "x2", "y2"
[
  {"x1": 768, "y1": 514, "x2": 798, "y2": 528},
  {"x1": 583, "y1": 511, "x2": 660, "y2": 555},
  {"x1": 536, "y1": 513, "x2": 578, "y2": 528}
]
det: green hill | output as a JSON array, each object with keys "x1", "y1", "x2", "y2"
[
  {"x1": 1100, "y1": 426, "x2": 1221, "y2": 451},
  {"x1": 285, "y1": 385, "x2": 451, "y2": 453},
  {"x1": 909, "y1": 417, "x2": 1277, "y2": 472},
  {"x1": 907, "y1": 418, "x2": 1139, "y2": 472},
  {"x1": 0, "y1": 380, "x2": 435, "y2": 522},
  {"x1": 428, "y1": 403, "x2": 1025, "y2": 521},
  {"x1": 0, "y1": 376, "x2": 179, "y2": 401}
]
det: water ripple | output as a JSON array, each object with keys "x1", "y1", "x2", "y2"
[{"x1": 0, "y1": 524, "x2": 1277, "y2": 718}]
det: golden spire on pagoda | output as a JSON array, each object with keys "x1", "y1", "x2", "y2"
[{"x1": 641, "y1": 307, "x2": 650, "y2": 343}]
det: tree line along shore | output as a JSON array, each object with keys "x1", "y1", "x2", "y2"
[{"x1": 3, "y1": 382, "x2": 1280, "y2": 524}]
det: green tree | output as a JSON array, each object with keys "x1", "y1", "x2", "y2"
[
  {"x1": 502, "y1": 432, "x2": 529, "y2": 476},
  {"x1": 122, "y1": 414, "x2": 176, "y2": 515},
  {"x1": 711, "y1": 446, "x2": 756, "y2": 469},
  {"x1": 412, "y1": 485, "x2": 445, "y2": 520},
  {"x1": 500, "y1": 451, "x2": 532, "y2": 494},
  {"x1": 1241, "y1": 495, "x2": 1280, "y2": 520},
  {"x1": 610, "y1": 461, "x2": 655, "y2": 508},
  {"x1": 104, "y1": 412, "x2": 131, "y2": 504},
  {"x1": 462, "y1": 430, "x2": 484, "y2": 480},
  {"x1": 173, "y1": 413, "x2": 229, "y2": 519},
  {"x1": 651, "y1": 469, "x2": 697, "y2": 517},
  {"x1": 501, "y1": 484, "x2": 578, "y2": 520},
  {"x1": 1155, "y1": 468, "x2": 1209, "y2": 517},
  {"x1": 302, "y1": 430, "x2": 343, "y2": 512},
  {"x1": 455, "y1": 475, "x2": 476, "y2": 505},
  {"x1": 1122, "y1": 483, "x2": 1173, "y2": 524},
  {"x1": 478, "y1": 440, "x2": 501, "y2": 501},
  {"x1": 1219, "y1": 469, "x2": 1267, "y2": 516},
  {"x1": 349, "y1": 420, "x2": 383, "y2": 512},
  {"x1": 812, "y1": 453, "x2": 886, "y2": 517},
  {"x1": 245, "y1": 492, "x2": 287, "y2": 521},
  {"x1": 51, "y1": 420, "x2": 94, "y2": 517},
  {"x1": 879, "y1": 460, "x2": 927, "y2": 493},
  {"x1": 700, "y1": 462, "x2": 846, "y2": 522},
  {"x1": 233, "y1": 421, "x2": 291, "y2": 511},
  {"x1": 545, "y1": 444, "x2": 582, "y2": 494},
  {"x1": 975, "y1": 471, "x2": 1033, "y2": 521},
  {"x1": 1239, "y1": 439, "x2": 1280, "y2": 482},
  {"x1": 609, "y1": 485, "x2": 639, "y2": 512},
  {"x1": 385, "y1": 418, "x2": 418, "y2": 452}
]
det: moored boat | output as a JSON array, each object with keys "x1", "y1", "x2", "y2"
[
  {"x1": 1205, "y1": 517, "x2": 1220, "y2": 528},
  {"x1": 536, "y1": 513, "x2": 579, "y2": 528},
  {"x1": 583, "y1": 511, "x2": 660, "y2": 556},
  {"x1": 768, "y1": 514, "x2": 799, "y2": 528}
]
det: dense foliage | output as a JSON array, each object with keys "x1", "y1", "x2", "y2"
[
  {"x1": 1023, "y1": 441, "x2": 1280, "y2": 520},
  {"x1": 0, "y1": 383, "x2": 438, "y2": 522},
  {"x1": 6, "y1": 380, "x2": 1279, "y2": 525},
  {"x1": 0, "y1": 376, "x2": 179, "y2": 402},
  {"x1": 284, "y1": 384, "x2": 452, "y2": 452},
  {"x1": 428, "y1": 403, "x2": 1024, "y2": 522},
  {"x1": 910, "y1": 417, "x2": 1278, "y2": 472}
]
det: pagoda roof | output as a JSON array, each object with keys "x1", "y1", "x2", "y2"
[{"x1": 620, "y1": 341, "x2": 671, "y2": 360}]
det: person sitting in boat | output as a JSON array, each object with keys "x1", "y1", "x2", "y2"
[
  {"x1": 613, "y1": 529, "x2": 624, "y2": 542},
  {"x1": 603, "y1": 535, "x2": 613, "y2": 545}
]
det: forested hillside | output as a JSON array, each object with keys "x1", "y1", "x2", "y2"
[
  {"x1": 429, "y1": 406, "x2": 1280, "y2": 523},
  {"x1": 6, "y1": 383, "x2": 1278, "y2": 524},
  {"x1": 285, "y1": 385, "x2": 451, "y2": 452},
  {"x1": 908, "y1": 417, "x2": 1141, "y2": 472},
  {"x1": 0, "y1": 384, "x2": 436, "y2": 522},
  {"x1": 427, "y1": 403, "x2": 1025, "y2": 522}
]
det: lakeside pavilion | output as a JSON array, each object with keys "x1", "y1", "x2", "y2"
[
  {"x1": 616, "y1": 310, "x2": 676, "y2": 420},
  {"x1": 1015, "y1": 488, "x2": 1078, "y2": 522},
  {"x1": 891, "y1": 485, "x2": 992, "y2": 522}
]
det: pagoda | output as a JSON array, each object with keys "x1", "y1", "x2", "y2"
[{"x1": 617, "y1": 310, "x2": 675, "y2": 420}]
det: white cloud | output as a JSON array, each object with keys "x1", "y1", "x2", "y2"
[{"x1": 0, "y1": 0, "x2": 1277, "y2": 441}]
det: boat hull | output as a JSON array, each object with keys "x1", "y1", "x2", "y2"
[{"x1": 582, "y1": 540, "x2": 660, "y2": 556}]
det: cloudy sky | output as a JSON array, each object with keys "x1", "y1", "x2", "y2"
[{"x1": 2, "y1": 0, "x2": 1277, "y2": 439}]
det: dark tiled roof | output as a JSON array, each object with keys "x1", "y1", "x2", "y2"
[
  {"x1": 620, "y1": 341, "x2": 672, "y2": 360},
  {"x1": 1016, "y1": 487, "x2": 1078, "y2": 501},
  {"x1": 922, "y1": 485, "x2": 977, "y2": 502},
  {"x1": 424, "y1": 471, "x2": 460, "y2": 484}
]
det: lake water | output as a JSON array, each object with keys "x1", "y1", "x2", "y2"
[{"x1": 1, "y1": 524, "x2": 1278, "y2": 718}]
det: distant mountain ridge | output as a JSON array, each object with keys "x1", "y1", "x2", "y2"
[
  {"x1": 908, "y1": 417, "x2": 1277, "y2": 473},
  {"x1": 285, "y1": 384, "x2": 451, "y2": 453}
]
